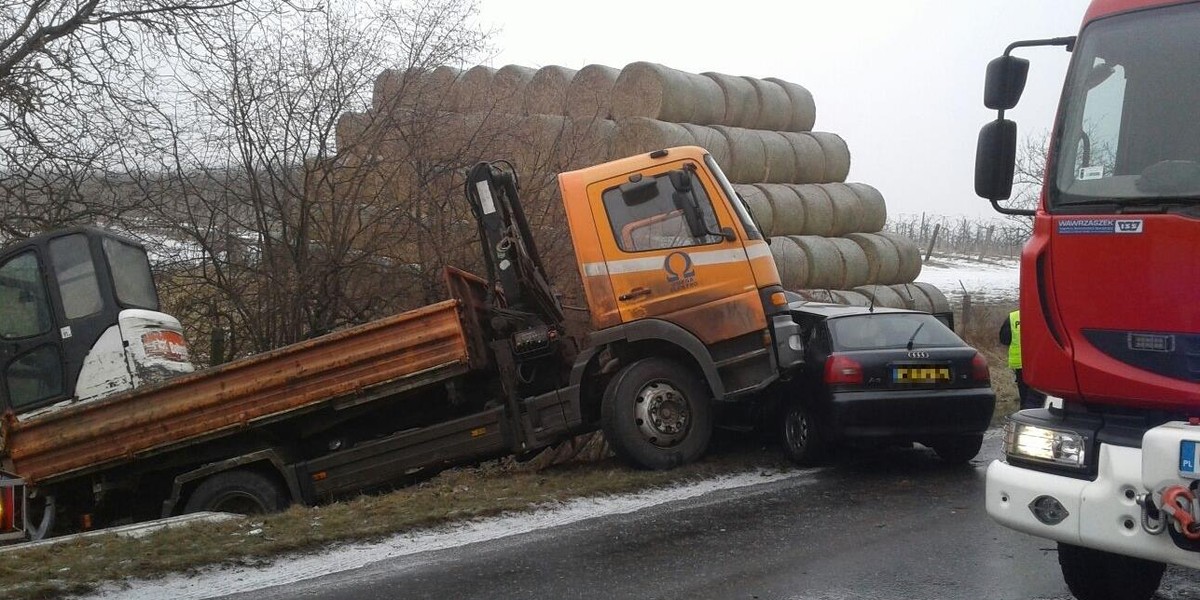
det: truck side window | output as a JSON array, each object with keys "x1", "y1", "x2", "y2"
[
  {"x1": 50, "y1": 234, "x2": 104, "y2": 319},
  {"x1": 6, "y1": 345, "x2": 65, "y2": 410},
  {"x1": 602, "y1": 170, "x2": 723, "y2": 253},
  {"x1": 103, "y1": 237, "x2": 158, "y2": 310},
  {"x1": 0, "y1": 251, "x2": 53, "y2": 339}
]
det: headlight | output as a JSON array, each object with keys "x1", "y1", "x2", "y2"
[{"x1": 1004, "y1": 420, "x2": 1086, "y2": 469}]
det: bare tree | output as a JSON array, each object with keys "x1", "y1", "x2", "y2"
[{"x1": 0, "y1": 0, "x2": 248, "y2": 240}]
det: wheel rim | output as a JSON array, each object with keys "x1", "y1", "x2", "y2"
[
  {"x1": 208, "y1": 491, "x2": 268, "y2": 515},
  {"x1": 785, "y1": 407, "x2": 809, "y2": 452},
  {"x1": 634, "y1": 380, "x2": 690, "y2": 448}
]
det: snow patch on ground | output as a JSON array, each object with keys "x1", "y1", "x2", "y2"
[
  {"x1": 90, "y1": 470, "x2": 804, "y2": 600},
  {"x1": 916, "y1": 254, "x2": 1019, "y2": 305}
]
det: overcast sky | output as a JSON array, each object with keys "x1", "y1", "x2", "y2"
[{"x1": 475, "y1": 0, "x2": 1092, "y2": 220}]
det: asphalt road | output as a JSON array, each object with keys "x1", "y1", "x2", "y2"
[{"x1": 224, "y1": 434, "x2": 1200, "y2": 600}]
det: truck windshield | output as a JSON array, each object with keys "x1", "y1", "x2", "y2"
[
  {"x1": 704, "y1": 154, "x2": 763, "y2": 240},
  {"x1": 1051, "y1": 4, "x2": 1200, "y2": 208}
]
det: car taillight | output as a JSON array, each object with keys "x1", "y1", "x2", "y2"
[
  {"x1": 971, "y1": 352, "x2": 990, "y2": 383},
  {"x1": 0, "y1": 485, "x2": 14, "y2": 532},
  {"x1": 824, "y1": 354, "x2": 863, "y2": 385}
]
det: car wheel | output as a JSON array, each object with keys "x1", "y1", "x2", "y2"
[
  {"x1": 601, "y1": 357, "x2": 712, "y2": 470},
  {"x1": 780, "y1": 401, "x2": 826, "y2": 466},
  {"x1": 932, "y1": 434, "x2": 983, "y2": 464},
  {"x1": 184, "y1": 469, "x2": 288, "y2": 515},
  {"x1": 1058, "y1": 542, "x2": 1165, "y2": 600}
]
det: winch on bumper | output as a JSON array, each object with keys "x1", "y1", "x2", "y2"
[{"x1": 986, "y1": 406, "x2": 1200, "y2": 570}]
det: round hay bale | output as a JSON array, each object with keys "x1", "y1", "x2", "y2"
[
  {"x1": 458, "y1": 65, "x2": 497, "y2": 113},
  {"x1": 713, "y1": 125, "x2": 767, "y2": 183},
  {"x1": 765, "y1": 77, "x2": 817, "y2": 132},
  {"x1": 493, "y1": 64, "x2": 536, "y2": 115},
  {"x1": 680, "y1": 123, "x2": 731, "y2": 168},
  {"x1": 769, "y1": 236, "x2": 809, "y2": 291},
  {"x1": 755, "y1": 184, "x2": 802, "y2": 237},
  {"x1": 846, "y1": 183, "x2": 887, "y2": 233},
  {"x1": 795, "y1": 289, "x2": 840, "y2": 303},
  {"x1": 735, "y1": 184, "x2": 774, "y2": 237},
  {"x1": 889, "y1": 283, "x2": 934, "y2": 312},
  {"x1": 564, "y1": 116, "x2": 617, "y2": 169},
  {"x1": 912, "y1": 282, "x2": 952, "y2": 314},
  {"x1": 831, "y1": 289, "x2": 872, "y2": 306},
  {"x1": 789, "y1": 235, "x2": 843, "y2": 290},
  {"x1": 524, "y1": 65, "x2": 577, "y2": 116},
  {"x1": 611, "y1": 62, "x2": 723, "y2": 124},
  {"x1": 746, "y1": 77, "x2": 792, "y2": 131},
  {"x1": 372, "y1": 68, "x2": 407, "y2": 114},
  {"x1": 335, "y1": 112, "x2": 369, "y2": 149},
  {"x1": 779, "y1": 132, "x2": 826, "y2": 184},
  {"x1": 812, "y1": 132, "x2": 851, "y2": 182},
  {"x1": 828, "y1": 237, "x2": 870, "y2": 289},
  {"x1": 790, "y1": 184, "x2": 834, "y2": 236},
  {"x1": 611, "y1": 118, "x2": 695, "y2": 159},
  {"x1": 761, "y1": 131, "x2": 797, "y2": 184},
  {"x1": 428, "y1": 66, "x2": 462, "y2": 112},
  {"x1": 510, "y1": 114, "x2": 568, "y2": 174},
  {"x1": 878, "y1": 231, "x2": 923, "y2": 283},
  {"x1": 565, "y1": 64, "x2": 620, "y2": 120},
  {"x1": 702, "y1": 72, "x2": 760, "y2": 129},
  {"x1": 851, "y1": 284, "x2": 907, "y2": 309},
  {"x1": 845, "y1": 232, "x2": 901, "y2": 285},
  {"x1": 823, "y1": 183, "x2": 865, "y2": 236},
  {"x1": 690, "y1": 75, "x2": 726, "y2": 126}
]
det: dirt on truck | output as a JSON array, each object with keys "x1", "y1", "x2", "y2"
[{"x1": 0, "y1": 146, "x2": 821, "y2": 543}]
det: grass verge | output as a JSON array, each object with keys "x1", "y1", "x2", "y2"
[{"x1": 0, "y1": 443, "x2": 790, "y2": 600}]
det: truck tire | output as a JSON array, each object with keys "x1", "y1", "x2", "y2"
[
  {"x1": 780, "y1": 400, "x2": 826, "y2": 466},
  {"x1": 601, "y1": 357, "x2": 712, "y2": 470},
  {"x1": 1058, "y1": 542, "x2": 1165, "y2": 600},
  {"x1": 183, "y1": 469, "x2": 288, "y2": 515},
  {"x1": 931, "y1": 434, "x2": 984, "y2": 464}
]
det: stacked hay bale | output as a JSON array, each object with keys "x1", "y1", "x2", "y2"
[{"x1": 346, "y1": 61, "x2": 944, "y2": 314}]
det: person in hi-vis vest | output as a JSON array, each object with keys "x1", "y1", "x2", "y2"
[{"x1": 999, "y1": 310, "x2": 1046, "y2": 409}]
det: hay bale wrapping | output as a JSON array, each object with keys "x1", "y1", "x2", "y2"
[
  {"x1": 845, "y1": 232, "x2": 901, "y2": 285},
  {"x1": 756, "y1": 183, "x2": 803, "y2": 236},
  {"x1": 846, "y1": 183, "x2": 887, "y2": 233},
  {"x1": 789, "y1": 235, "x2": 843, "y2": 290},
  {"x1": 761, "y1": 131, "x2": 798, "y2": 184},
  {"x1": 566, "y1": 64, "x2": 619, "y2": 120},
  {"x1": 827, "y1": 236, "x2": 870, "y2": 289},
  {"x1": 769, "y1": 235, "x2": 809, "y2": 291},
  {"x1": 493, "y1": 64, "x2": 536, "y2": 115},
  {"x1": 779, "y1": 132, "x2": 826, "y2": 184},
  {"x1": 680, "y1": 123, "x2": 731, "y2": 168},
  {"x1": 746, "y1": 77, "x2": 792, "y2": 131},
  {"x1": 735, "y1": 184, "x2": 774, "y2": 237},
  {"x1": 714, "y1": 125, "x2": 768, "y2": 183},
  {"x1": 823, "y1": 182, "x2": 865, "y2": 236},
  {"x1": 878, "y1": 231, "x2": 923, "y2": 283},
  {"x1": 611, "y1": 117, "x2": 695, "y2": 159},
  {"x1": 811, "y1": 132, "x2": 851, "y2": 182},
  {"x1": 790, "y1": 185, "x2": 834, "y2": 236},
  {"x1": 457, "y1": 65, "x2": 497, "y2": 113}
]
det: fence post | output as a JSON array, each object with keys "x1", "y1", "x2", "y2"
[{"x1": 924, "y1": 223, "x2": 941, "y2": 263}]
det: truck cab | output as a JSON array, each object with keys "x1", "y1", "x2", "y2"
[
  {"x1": 560, "y1": 146, "x2": 804, "y2": 401},
  {"x1": 0, "y1": 227, "x2": 193, "y2": 418}
]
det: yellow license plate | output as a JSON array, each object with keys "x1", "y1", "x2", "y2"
[{"x1": 892, "y1": 366, "x2": 951, "y2": 383}]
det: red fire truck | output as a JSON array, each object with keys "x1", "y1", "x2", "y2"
[{"x1": 976, "y1": 1, "x2": 1200, "y2": 598}]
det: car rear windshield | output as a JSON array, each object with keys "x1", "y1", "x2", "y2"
[{"x1": 828, "y1": 313, "x2": 965, "y2": 351}]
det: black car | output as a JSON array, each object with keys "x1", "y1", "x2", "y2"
[{"x1": 778, "y1": 302, "x2": 995, "y2": 465}]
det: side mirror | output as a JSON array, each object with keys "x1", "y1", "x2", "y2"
[
  {"x1": 975, "y1": 119, "x2": 1018, "y2": 201},
  {"x1": 984, "y1": 55, "x2": 1030, "y2": 110}
]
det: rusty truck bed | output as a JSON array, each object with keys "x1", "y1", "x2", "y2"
[{"x1": 1, "y1": 299, "x2": 475, "y2": 485}]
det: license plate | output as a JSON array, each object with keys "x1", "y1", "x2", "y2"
[
  {"x1": 1180, "y1": 440, "x2": 1200, "y2": 478},
  {"x1": 892, "y1": 366, "x2": 951, "y2": 384}
]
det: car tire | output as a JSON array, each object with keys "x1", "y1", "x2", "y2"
[
  {"x1": 1058, "y1": 542, "x2": 1165, "y2": 600},
  {"x1": 601, "y1": 357, "x2": 713, "y2": 470},
  {"x1": 932, "y1": 434, "x2": 983, "y2": 464},
  {"x1": 183, "y1": 469, "x2": 288, "y2": 515},
  {"x1": 780, "y1": 400, "x2": 826, "y2": 466}
]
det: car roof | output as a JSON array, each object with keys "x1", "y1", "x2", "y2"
[{"x1": 787, "y1": 301, "x2": 924, "y2": 319}]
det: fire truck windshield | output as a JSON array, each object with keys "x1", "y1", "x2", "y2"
[{"x1": 1051, "y1": 4, "x2": 1200, "y2": 209}]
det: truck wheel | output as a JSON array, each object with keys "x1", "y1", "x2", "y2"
[
  {"x1": 183, "y1": 470, "x2": 287, "y2": 515},
  {"x1": 1058, "y1": 542, "x2": 1165, "y2": 600},
  {"x1": 601, "y1": 357, "x2": 712, "y2": 470},
  {"x1": 931, "y1": 434, "x2": 984, "y2": 464},
  {"x1": 780, "y1": 401, "x2": 826, "y2": 466}
]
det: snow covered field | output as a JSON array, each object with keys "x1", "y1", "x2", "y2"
[{"x1": 915, "y1": 254, "x2": 1019, "y2": 306}]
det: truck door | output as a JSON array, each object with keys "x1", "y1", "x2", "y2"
[
  {"x1": 0, "y1": 248, "x2": 66, "y2": 413},
  {"x1": 587, "y1": 159, "x2": 767, "y2": 346}
]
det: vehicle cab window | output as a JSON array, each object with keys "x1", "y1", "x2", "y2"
[
  {"x1": 601, "y1": 168, "x2": 723, "y2": 253},
  {"x1": 103, "y1": 237, "x2": 159, "y2": 309},
  {"x1": 49, "y1": 234, "x2": 103, "y2": 320},
  {"x1": 0, "y1": 251, "x2": 52, "y2": 339}
]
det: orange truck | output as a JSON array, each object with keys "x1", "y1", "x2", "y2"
[{"x1": 0, "y1": 147, "x2": 807, "y2": 541}]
